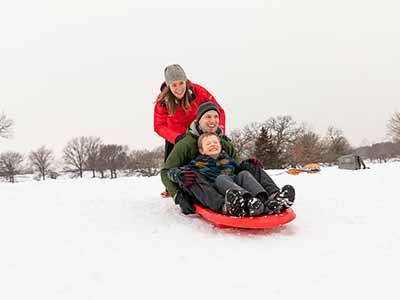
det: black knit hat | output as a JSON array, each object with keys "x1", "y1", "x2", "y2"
[{"x1": 196, "y1": 101, "x2": 220, "y2": 121}]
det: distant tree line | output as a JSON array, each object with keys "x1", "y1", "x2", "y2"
[
  {"x1": 0, "y1": 137, "x2": 165, "y2": 183},
  {"x1": 230, "y1": 114, "x2": 400, "y2": 168},
  {"x1": 62, "y1": 136, "x2": 163, "y2": 179},
  {"x1": 230, "y1": 115, "x2": 353, "y2": 168},
  {"x1": 1, "y1": 111, "x2": 400, "y2": 182},
  {"x1": 354, "y1": 142, "x2": 400, "y2": 163}
]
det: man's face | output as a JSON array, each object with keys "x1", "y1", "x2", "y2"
[
  {"x1": 199, "y1": 135, "x2": 221, "y2": 158},
  {"x1": 198, "y1": 110, "x2": 219, "y2": 133}
]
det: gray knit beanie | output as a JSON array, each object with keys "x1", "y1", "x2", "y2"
[
  {"x1": 164, "y1": 64, "x2": 187, "y2": 85},
  {"x1": 196, "y1": 101, "x2": 220, "y2": 121}
]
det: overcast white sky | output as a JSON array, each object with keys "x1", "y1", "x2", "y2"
[{"x1": 1, "y1": 0, "x2": 399, "y2": 156}]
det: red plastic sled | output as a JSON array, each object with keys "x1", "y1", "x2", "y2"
[{"x1": 193, "y1": 203, "x2": 296, "y2": 229}]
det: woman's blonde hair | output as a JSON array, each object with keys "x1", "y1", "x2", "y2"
[{"x1": 159, "y1": 81, "x2": 193, "y2": 115}]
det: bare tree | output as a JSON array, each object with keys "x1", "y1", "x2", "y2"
[
  {"x1": 322, "y1": 126, "x2": 352, "y2": 164},
  {"x1": 289, "y1": 130, "x2": 324, "y2": 166},
  {"x1": 229, "y1": 122, "x2": 262, "y2": 160},
  {"x1": 0, "y1": 151, "x2": 24, "y2": 183},
  {"x1": 98, "y1": 144, "x2": 128, "y2": 178},
  {"x1": 29, "y1": 146, "x2": 54, "y2": 180},
  {"x1": 128, "y1": 147, "x2": 164, "y2": 177},
  {"x1": 96, "y1": 148, "x2": 108, "y2": 179},
  {"x1": 0, "y1": 112, "x2": 14, "y2": 139},
  {"x1": 84, "y1": 136, "x2": 102, "y2": 177},
  {"x1": 63, "y1": 137, "x2": 89, "y2": 178},
  {"x1": 388, "y1": 111, "x2": 400, "y2": 143}
]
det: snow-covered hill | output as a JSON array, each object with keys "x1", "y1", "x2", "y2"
[{"x1": 1, "y1": 163, "x2": 398, "y2": 300}]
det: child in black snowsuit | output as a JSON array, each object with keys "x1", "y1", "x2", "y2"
[{"x1": 168, "y1": 132, "x2": 295, "y2": 217}]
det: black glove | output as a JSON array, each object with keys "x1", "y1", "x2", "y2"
[
  {"x1": 174, "y1": 191, "x2": 196, "y2": 215},
  {"x1": 175, "y1": 134, "x2": 185, "y2": 144},
  {"x1": 243, "y1": 157, "x2": 263, "y2": 168}
]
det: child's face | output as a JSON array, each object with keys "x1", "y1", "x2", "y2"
[{"x1": 199, "y1": 135, "x2": 221, "y2": 158}]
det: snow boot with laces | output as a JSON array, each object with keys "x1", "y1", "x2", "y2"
[
  {"x1": 277, "y1": 185, "x2": 295, "y2": 209},
  {"x1": 247, "y1": 197, "x2": 264, "y2": 217},
  {"x1": 224, "y1": 189, "x2": 247, "y2": 217},
  {"x1": 264, "y1": 185, "x2": 295, "y2": 215}
]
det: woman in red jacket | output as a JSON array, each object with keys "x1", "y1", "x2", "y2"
[{"x1": 154, "y1": 64, "x2": 226, "y2": 196}]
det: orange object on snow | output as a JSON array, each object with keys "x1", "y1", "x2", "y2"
[
  {"x1": 304, "y1": 163, "x2": 321, "y2": 169},
  {"x1": 287, "y1": 163, "x2": 321, "y2": 175}
]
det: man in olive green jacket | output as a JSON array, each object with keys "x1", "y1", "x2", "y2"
[{"x1": 160, "y1": 104, "x2": 238, "y2": 213}]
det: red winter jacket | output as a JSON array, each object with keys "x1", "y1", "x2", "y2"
[{"x1": 153, "y1": 81, "x2": 226, "y2": 144}]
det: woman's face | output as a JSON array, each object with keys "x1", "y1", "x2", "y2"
[{"x1": 169, "y1": 80, "x2": 187, "y2": 99}]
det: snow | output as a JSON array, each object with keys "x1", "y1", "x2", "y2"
[{"x1": 1, "y1": 163, "x2": 399, "y2": 300}]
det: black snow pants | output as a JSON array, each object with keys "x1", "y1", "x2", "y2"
[
  {"x1": 239, "y1": 160, "x2": 280, "y2": 197},
  {"x1": 214, "y1": 171, "x2": 266, "y2": 198}
]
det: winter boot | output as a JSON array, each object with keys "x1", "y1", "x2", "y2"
[
  {"x1": 224, "y1": 189, "x2": 247, "y2": 217},
  {"x1": 247, "y1": 197, "x2": 264, "y2": 217},
  {"x1": 263, "y1": 185, "x2": 295, "y2": 215},
  {"x1": 277, "y1": 185, "x2": 295, "y2": 209},
  {"x1": 263, "y1": 197, "x2": 285, "y2": 215}
]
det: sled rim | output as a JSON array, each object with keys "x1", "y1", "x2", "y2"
[{"x1": 193, "y1": 204, "x2": 296, "y2": 229}]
